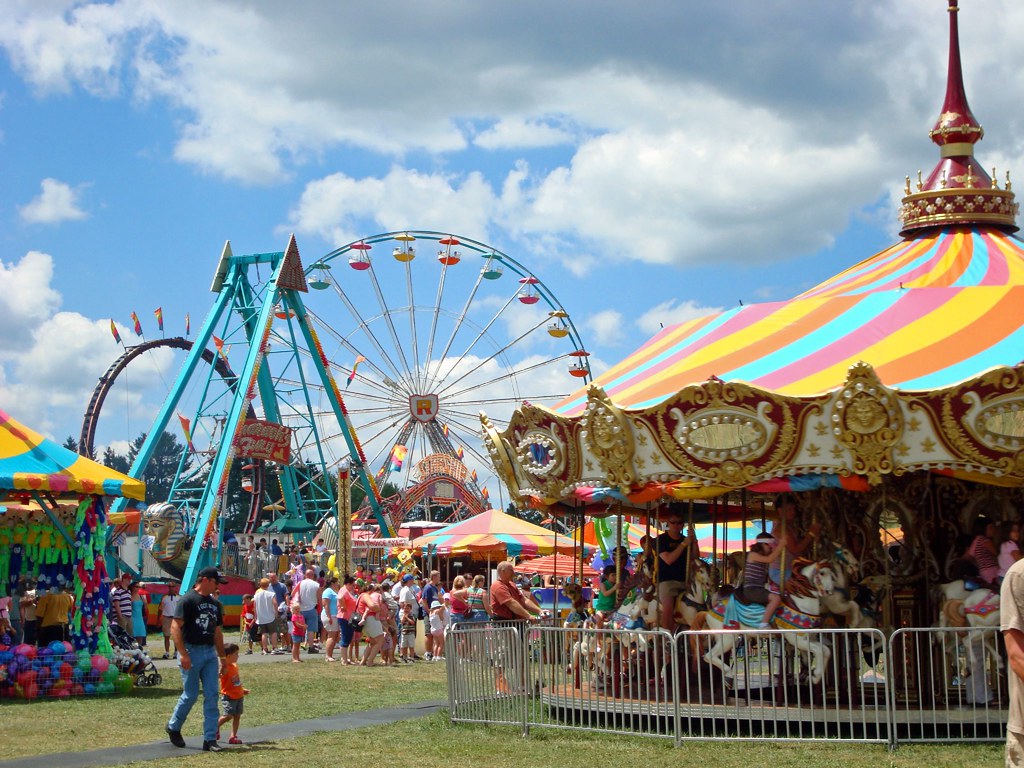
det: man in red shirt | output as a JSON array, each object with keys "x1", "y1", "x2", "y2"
[{"x1": 489, "y1": 561, "x2": 544, "y2": 622}]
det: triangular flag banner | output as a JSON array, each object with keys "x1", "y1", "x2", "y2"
[
  {"x1": 109, "y1": 320, "x2": 122, "y2": 346},
  {"x1": 442, "y1": 424, "x2": 449, "y2": 437},
  {"x1": 130, "y1": 311, "x2": 143, "y2": 336},
  {"x1": 154, "y1": 307, "x2": 164, "y2": 332},
  {"x1": 177, "y1": 413, "x2": 196, "y2": 454},
  {"x1": 470, "y1": 469, "x2": 478, "y2": 483},
  {"x1": 346, "y1": 355, "x2": 366, "y2": 388},
  {"x1": 481, "y1": 487, "x2": 490, "y2": 500},
  {"x1": 212, "y1": 335, "x2": 228, "y2": 362},
  {"x1": 456, "y1": 446, "x2": 464, "y2": 460},
  {"x1": 388, "y1": 444, "x2": 408, "y2": 472}
]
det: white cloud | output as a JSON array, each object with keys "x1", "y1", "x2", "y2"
[
  {"x1": 635, "y1": 299, "x2": 723, "y2": 336},
  {"x1": 286, "y1": 168, "x2": 498, "y2": 246},
  {"x1": 0, "y1": 251, "x2": 62, "y2": 351},
  {"x1": 585, "y1": 309, "x2": 625, "y2": 347},
  {"x1": 474, "y1": 117, "x2": 575, "y2": 150},
  {"x1": 18, "y1": 178, "x2": 88, "y2": 224}
]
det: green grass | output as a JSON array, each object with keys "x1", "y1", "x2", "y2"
[
  {"x1": 101, "y1": 714, "x2": 1002, "y2": 768},
  {"x1": 0, "y1": 661, "x2": 447, "y2": 758},
  {"x1": 0, "y1": 655, "x2": 1006, "y2": 767}
]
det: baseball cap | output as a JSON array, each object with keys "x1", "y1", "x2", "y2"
[
  {"x1": 198, "y1": 566, "x2": 228, "y2": 584},
  {"x1": 402, "y1": 573, "x2": 414, "y2": 582},
  {"x1": 430, "y1": 600, "x2": 442, "y2": 609}
]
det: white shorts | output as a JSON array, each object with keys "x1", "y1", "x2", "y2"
[{"x1": 321, "y1": 613, "x2": 340, "y2": 632}]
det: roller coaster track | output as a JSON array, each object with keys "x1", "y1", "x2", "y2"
[{"x1": 79, "y1": 336, "x2": 263, "y2": 531}]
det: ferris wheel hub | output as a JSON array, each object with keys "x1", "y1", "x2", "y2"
[{"x1": 410, "y1": 394, "x2": 440, "y2": 423}]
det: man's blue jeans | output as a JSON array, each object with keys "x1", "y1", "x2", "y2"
[{"x1": 167, "y1": 643, "x2": 219, "y2": 741}]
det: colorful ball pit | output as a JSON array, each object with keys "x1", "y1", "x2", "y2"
[{"x1": 0, "y1": 641, "x2": 131, "y2": 700}]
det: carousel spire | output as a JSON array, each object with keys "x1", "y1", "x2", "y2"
[{"x1": 899, "y1": 0, "x2": 1018, "y2": 235}]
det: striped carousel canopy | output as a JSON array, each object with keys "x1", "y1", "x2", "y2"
[
  {"x1": 0, "y1": 409, "x2": 146, "y2": 501},
  {"x1": 558, "y1": 227, "x2": 1024, "y2": 414},
  {"x1": 410, "y1": 508, "x2": 583, "y2": 557}
]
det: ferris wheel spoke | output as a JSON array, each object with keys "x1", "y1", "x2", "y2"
[
  {"x1": 318, "y1": 281, "x2": 407, "y2": 385},
  {"x1": 421, "y1": 250, "x2": 455, "y2": 392},
  {"x1": 301, "y1": 309, "x2": 417, "y2": 403},
  {"x1": 404, "y1": 262, "x2": 422, "y2": 393},
  {"x1": 429, "y1": 290, "x2": 519, "y2": 389},
  {"x1": 424, "y1": 260, "x2": 485, "y2": 393},
  {"x1": 364, "y1": 262, "x2": 414, "y2": 383},
  {"x1": 443, "y1": 354, "x2": 574, "y2": 404},
  {"x1": 434, "y1": 316, "x2": 549, "y2": 400}
]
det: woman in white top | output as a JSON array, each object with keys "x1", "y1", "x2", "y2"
[{"x1": 998, "y1": 521, "x2": 1022, "y2": 579}]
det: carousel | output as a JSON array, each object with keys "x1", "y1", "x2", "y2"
[{"x1": 462, "y1": 0, "x2": 1023, "y2": 747}]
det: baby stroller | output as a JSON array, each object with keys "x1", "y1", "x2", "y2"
[{"x1": 107, "y1": 621, "x2": 163, "y2": 687}]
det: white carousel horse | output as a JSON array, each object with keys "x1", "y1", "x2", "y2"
[
  {"x1": 702, "y1": 560, "x2": 836, "y2": 686},
  {"x1": 937, "y1": 580, "x2": 1002, "y2": 673},
  {"x1": 819, "y1": 543, "x2": 876, "y2": 629},
  {"x1": 674, "y1": 559, "x2": 713, "y2": 629}
]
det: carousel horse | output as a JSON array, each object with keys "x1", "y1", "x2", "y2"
[
  {"x1": 819, "y1": 543, "x2": 876, "y2": 629},
  {"x1": 674, "y1": 559, "x2": 713, "y2": 629},
  {"x1": 937, "y1": 580, "x2": 1003, "y2": 673},
  {"x1": 702, "y1": 560, "x2": 837, "y2": 686}
]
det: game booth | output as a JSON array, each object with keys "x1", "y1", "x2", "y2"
[{"x1": 0, "y1": 408, "x2": 149, "y2": 699}]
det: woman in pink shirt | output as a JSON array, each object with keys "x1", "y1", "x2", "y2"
[{"x1": 336, "y1": 576, "x2": 360, "y2": 665}]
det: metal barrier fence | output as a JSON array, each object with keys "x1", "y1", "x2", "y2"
[{"x1": 445, "y1": 622, "x2": 1008, "y2": 748}]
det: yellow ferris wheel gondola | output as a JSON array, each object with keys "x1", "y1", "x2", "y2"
[
  {"x1": 393, "y1": 232, "x2": 416, "y2": 263},
  {"x1": 547, "y1": 310, "x2": 569, "y2": 338}
]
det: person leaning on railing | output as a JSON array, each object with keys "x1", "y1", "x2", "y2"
[{"x1": 489, "y1": 561, "x2": 546, "y2": 623}]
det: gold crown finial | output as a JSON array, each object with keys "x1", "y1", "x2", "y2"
[
  {"x1": 916, "y1": 170, "x2": 923, "y2": 191},
  {"x1": 905, "y1": 176, "x2": 912, "y2": 195}
]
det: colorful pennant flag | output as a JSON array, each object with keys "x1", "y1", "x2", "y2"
[
  {"x1": 109, "y1": 319, "x2": 122, "y2": 346},
  {"x1": 388, "y1": 444, "x2": 408, "y2": 472},
  {"x1": 470, "y1": 469, "x2": 478, "y2": 483},
  {"x1": 154, "y1": 307, "x2": 164, "y2": 332},
  {"x1": 212, "y1": 335, "x2": 228, "y2": 362},
  {"x1": 346, "y1": 355, "x2": 366, "y2": 388},
  {"x1": 185, "y1": 312, "x2": 190, "y2": 336},
  {"x1": 442, "y1": 424, "x2": 449, "y2": 437},
  {"x1": 130, "y1": 311, "x2": 143, "y2": 336},
  {"x1": 481, "y1": 487, "x2": 490, "y2": 500},
  {"x1": 456, "y1": 446, "x2": 464, "y2": 460},
  {"x1": 177, "y1": 413, "x2": 196, "y2": 454}
]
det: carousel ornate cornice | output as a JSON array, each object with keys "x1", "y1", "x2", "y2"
[{"x1": 481, "y1": 360, "x2": 1024, "y2": 507}]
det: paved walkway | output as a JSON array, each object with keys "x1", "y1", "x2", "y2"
[{"x1": 0, "y1": 700, "x2": 446, "y2": 768}]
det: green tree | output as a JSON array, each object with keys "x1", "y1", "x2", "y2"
[
  {"x1": 62, "y1": 436, "x2": 79, "y2": 452},
  {"x1": 127, "y1": 431, "x2": 193, "y2": 505},
  {"x1": 101, "y1": 445, "x2": 131, "y2": 475}
]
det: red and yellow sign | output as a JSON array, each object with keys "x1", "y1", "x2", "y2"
[{"x1": 234, "y1": 420, "x2": 291, "y2": 462}]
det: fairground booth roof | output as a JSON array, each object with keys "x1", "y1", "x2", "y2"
[
  {"x1": 0, "y1": 408, "x2": 145, "y2": 502},
  {"x1": 481, "y1": 1, "x2": 1024, "y2": 511}
]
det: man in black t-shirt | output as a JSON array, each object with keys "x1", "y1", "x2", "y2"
[
  {"x1": 656, "y1": 517, "x2": 698, "y2": 632},
  {"x1": 166, "y1": 567, "x2": 227, "y2": 752}
]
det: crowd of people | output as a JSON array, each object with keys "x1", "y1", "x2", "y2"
[{"x1": 237, "y1": 564, "x2": 505, "y2": 667}]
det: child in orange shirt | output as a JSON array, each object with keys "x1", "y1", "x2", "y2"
[
  {"x1": 217, "y1": 643, "x2": 249, "y2": 745},
  {"x1": 240, "y1": 595, "x2": 256, "y2": 655}
]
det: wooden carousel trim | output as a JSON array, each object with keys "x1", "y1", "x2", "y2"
[{"x1": 481, "y1": 360, "x2": 1024, "y2": 506}]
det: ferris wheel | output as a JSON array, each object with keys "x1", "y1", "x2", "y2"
[{"x1": 293, "y1": 230, "x2": 590, "y2": 523}]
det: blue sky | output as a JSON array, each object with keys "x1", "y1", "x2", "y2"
[{"x1": 1, "y1": 1, "x2": 1023, "y2": 502}]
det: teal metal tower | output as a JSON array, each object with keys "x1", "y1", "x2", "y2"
[{"x1": 111, "y1": 236, "x2": 392, "y2": 589}]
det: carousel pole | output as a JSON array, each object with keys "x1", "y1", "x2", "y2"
[
  {"x1": 685, "y1": 499, "x2": 694, "y2": 584},
  {"x1": 712, "y1": 497, "x2": 719, "y2": 589},
  {"x1": 741, "y1": 489, "x2": 749, "y2": 556}
]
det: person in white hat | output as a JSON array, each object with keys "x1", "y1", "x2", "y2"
[{"x1": 428, "y1": 599, "x2": 448, "y2": 660}]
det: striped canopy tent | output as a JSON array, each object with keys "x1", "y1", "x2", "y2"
[
  {"x1": 513, "y1": 552, "x2": 598, "y2": 577},
  {"x1": 410, "y1": 508, "x2": 583, "y2": 557},
  {"x1": 557, "y1": 228, "x2": 1024, "y2": 413},
  {"x1": 0, "y1": 408, "x2": 145, "y2": 501},
  {"x1": 693, "y1": 521, "x2": 768, "y2": 556}
]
